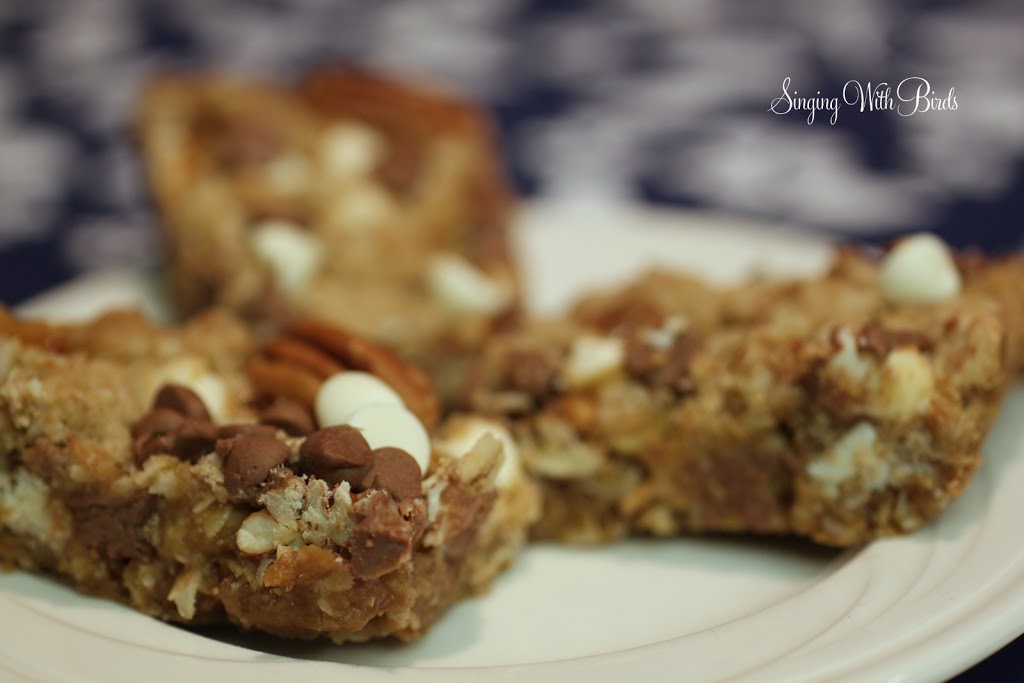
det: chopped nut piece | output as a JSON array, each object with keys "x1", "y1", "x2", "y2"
[
  {"x1": 828, "y1": 326, "x2": 871, "y2": 381},
  {"x1": 643, "y1": 315, "x2": 689, "y2": 350},
  {"x1": 434, "y1": 416, "x2": 521, "y2": 488},
  {"x1": 236, "y1": 510, "x2": 301, "y2": 555},
  {"x1": 562, "y1": 335, "x2": 624, "y2": 389},
  {"x1": 167, "y1": 567, "x2": 203, "y2": 620},
  {"x1": 807, "y1": 421, "x2": 885, "y2": 492}
]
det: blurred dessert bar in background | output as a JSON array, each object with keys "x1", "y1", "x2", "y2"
[{"x1": 136, "y1": 66, "x2": 519, "y2": 401}]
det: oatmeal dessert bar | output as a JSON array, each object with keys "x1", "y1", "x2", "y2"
[
  {"x1": 0, "y1": 308, "x2": 538, "y2": 641},
  {"x1": 466, "y1": 234, "x2": 1024, "y2": 546},
  {"x1": 136, "y1": 66, "x2": 519, "y2": 399}
]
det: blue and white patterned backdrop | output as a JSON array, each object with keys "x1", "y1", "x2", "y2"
[
  {"x1": 2, "y1": 0, "x2": 1024, "y2": 304},
  {"x1": 1, "y1": 1, "x2": 1023, "y2": 678}
]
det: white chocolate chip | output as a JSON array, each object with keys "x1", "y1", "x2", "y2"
[
  {"x1": 428, "y1": 253, "x2": 511, "y2": 316},
  {"x1": 191, "y1": 374, "x2": 229, "y2": 422},
  {"x1": 880, "y1": 233, "x2": 961, "y2": 305},
  {"x1": 877, "y1": 348, "x2": 934, "y2": 420},
  {"x1": 348, "y1": 403, "x2": 431, "y2": 475},
  {"x1": 250, "y1": 220, "x2": 322, "y2": 297},
  {"x1": 562, "y1": 335, "x2": 625, "y2": 389},
  {"x1": 264, "y1": 153, "x2": 312, "y2": 194},
  {"x1": 147, "y1": 357, "x2": 229, "y2": 421},
  {"x1": 314, "y1": 370, "x2": 430, "y2": 474},
  {"x1": 434, "y1": 416, "x2": 521, "y2": 488},
  {"x1": 320, "y1": 123, "x2": 382, "y2": 180},
  {"x1": 314, "y1": 371, "x2": 404, "y2": 428}
]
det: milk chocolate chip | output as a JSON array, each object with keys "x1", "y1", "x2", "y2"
[
  {"x1": 216, "y1": 423, "x2": 278, "y2": 439},
  {"x1": 349, "y1": 530, "x2": 409, "y2": 580},
  {"x1": 132, "y1": 410, "x2": 216, "y2": 464},
  {"x1": 154, "y1": 384, "x2": 212, "y2": 422},
  {"x1": 67, "y1": 493, "x2": 155, "y2": 562},
  {"x1": 222, "y1": 434, "x2": 291, "y2": 496},
  {"x1": 134, "y1": 431, "x2": 175, "y2": 463},
  {"x1": 167, "y1": 419, "x2": 218, "y2": 461},
  {"x1": 347, "y1": 493, "x2": 413, "y2": 580},
  {"x1": 362, "y1": 447, "x2": 422, "y2": 501},
  {"x1": 260, "y1": 399, "x2": 316, "y2": 436},
  {"x1": 505, "y1": 349, "x2": 559, "y2": 399},
  {"x1": 130, "y1": 407, "x2": 185, "y2": 440},
  {"x1": 132, "y1": 408, "x2": 185, "y2": 462},
  {"x1": 299, "y1": 425, "x2": 374, "y2": 487}
]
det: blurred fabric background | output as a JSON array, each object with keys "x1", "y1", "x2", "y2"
[
  {"x1": 2, "y1": 0, "x2": 1023, "y2": 305},
  {"x1": 0, "y1": 1, "x2": 1023, "y2": 678}
]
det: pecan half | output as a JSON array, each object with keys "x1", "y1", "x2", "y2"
[
  {"x1": 298, "y1": 66, "x2": 486, "y2": 196},
  {"x1": 247, "y1": 319, "x2": 441, "y2": 427},
  {"x1": 287, "y1": 319, "x2": 440, "y2": 426},
  {"x1": 247, "y1": 356, "x2": 323, "y2": 407},
  {"x1": 0, "y1": 305, "x2": 78, "y2": 352},
  {"x1": 263, "y1": 336, "x2": 344, "y2": 379}
]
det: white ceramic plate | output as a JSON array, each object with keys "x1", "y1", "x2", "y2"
[{"x1": 3, "y1": 201, "x2": 1023, "y2": 683}]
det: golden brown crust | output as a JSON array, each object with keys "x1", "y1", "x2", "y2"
[
  {"x1": 468, "y1": 247, "x2": 1023, "y2": 546},
  {"x1": 0, "y1": 310, "x2": 536, "y2": 642},
  {"x1": 135, "y1": 68, "x2": 519, "y2": 402}
]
